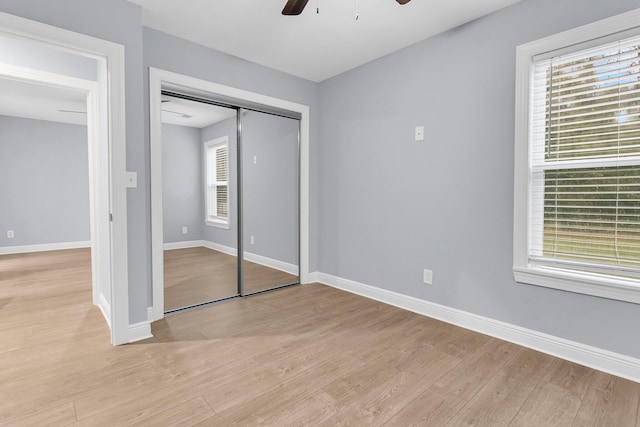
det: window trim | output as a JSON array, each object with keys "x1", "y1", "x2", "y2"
[
  {"x1": 204, "y1": 136, "x2": 230, "y2": 230},
  {"x1": 513, "y1": 8, "x2": 640, "y2": 304}
]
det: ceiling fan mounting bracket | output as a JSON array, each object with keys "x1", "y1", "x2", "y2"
[{"x1": 282, "y1": 0, "x2": 410, "y2": 16}]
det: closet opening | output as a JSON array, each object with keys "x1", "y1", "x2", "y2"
[{"x1": 156, "y1": 88, "x2": 301, "y2": 316}]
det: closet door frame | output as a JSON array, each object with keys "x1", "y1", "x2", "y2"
[{"x1": 149, "y1": 68, "x2": 310, "y2": 321}]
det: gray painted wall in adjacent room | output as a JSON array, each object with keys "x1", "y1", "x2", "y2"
[
  {"x1": 162, "y1": 123, "x2": 203, "y2": 244},
  {"x1": 317, "y1": 0, "x2": 640, "y2": 358},
  {"x1": 0, "y1": 115, "x2": 89, "y2": 247},
  {"x1": 242, "y1": 111, "x2": 299, "y2": 266},
  {"x1": 0, "y1": 0, "x2": 149, "y2": 323}
]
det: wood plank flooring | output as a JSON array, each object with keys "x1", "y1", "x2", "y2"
[
  {"x1": 164, "y1": 247, "x2": 298, "y2": 311},
  {"x1": 1, "y1": 249, "x2": 639, "y2": 426}
]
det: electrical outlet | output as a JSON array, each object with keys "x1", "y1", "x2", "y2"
[
  {"x1": 423, "y1": 269, "x2": 433, "y2": 285},
  {"x1": 415, "y1": 126, "x2": 425, "y2": 141},
  {"x1": 250, "y1": 235, "x2": 255, "y2": 245},
  {"x1": 7, "y1": 230, "x2": 14, "y2": 239},
  {"x1": 182, "y1": 226, "x2": 188, "y2": 234}
]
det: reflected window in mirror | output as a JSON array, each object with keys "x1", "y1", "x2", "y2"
[{"x1": 204, "y1": 136, "x2": 230, "y2": 229}]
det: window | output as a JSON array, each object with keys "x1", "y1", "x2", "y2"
[
  {"x1": 514, "y1": 10, "x2": 640, "y2": 303},
  {"x1": 204, "y1": 137, "x2": 229, "y2": 228}
]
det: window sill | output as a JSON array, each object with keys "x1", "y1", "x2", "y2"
[
  {"x1": 513, "y1": 265, "x2": 640, "y2": 304},
  {"x1": 205, "y1": 219, "x2": 229, "y2": 230}
]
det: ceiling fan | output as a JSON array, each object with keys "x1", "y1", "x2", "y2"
[{"x1": 282, "y1": 0, "x2": 411, "y2": 15}]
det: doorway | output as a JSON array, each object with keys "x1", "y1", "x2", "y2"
[
  {"x1": 150, "y1": 68, "x2": 310, "y2": 320},
  {"x1": 0, "y1": 11, "x2": 129, "y2": 344}
]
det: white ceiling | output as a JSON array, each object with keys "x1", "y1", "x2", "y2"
[
  {"x1": 0, "y1": 78, "x2": 87, "y2": 125},
  {"x1": 128, "y1": 0, "x2": 522, "y2": 82},
  {"x1": 161, "y1": 95, "x2": 237, "y2": 128}
]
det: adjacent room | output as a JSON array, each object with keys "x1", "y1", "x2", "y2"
[{"x1": 1, "y1": 0, "x2": 639, "y2": 425}]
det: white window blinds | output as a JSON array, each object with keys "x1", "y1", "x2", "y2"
[
  {"x1": 529, "y1": 35, "x2": 640, "y2": 277},
  {"x1": 206, "y1": 140, "x2": 229, "y2": 222}
]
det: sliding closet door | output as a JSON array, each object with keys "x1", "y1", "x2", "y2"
[
  {"x1": 162, "y1": 94, "x2": 239, "y2": 312},
  {"x1": 241, "y1": 110, "x2": 300, "y2": 295}
]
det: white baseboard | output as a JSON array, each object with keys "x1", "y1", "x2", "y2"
[
  {"x1": 163, "y1": 240, "x2": 203, "y2": 250},
  {"x1": 96, "y1": 292, "x2": 112, "y2": 329},
  {"x1": 0, "y1": 240, "x2": 91, "y2": 255},
  {"x1": 243, "y1": 252, "x2": 298, "y2": 275},
  {"x1": 307, "y1": 271, "x2": 320, "y2": 283},
  {"x1": 201, "y1": 240, "x2": 236, "y2": 256},
  {"x1": 316, "y1": 273, "x2": 640, "y2": 383},
  {"x1": 129, "y1": 320, "x2": 153, "y2": 343}
]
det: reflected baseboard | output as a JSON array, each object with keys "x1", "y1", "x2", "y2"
[
  {"x1": 201, "y1": 240, "x2": 236, "y2": 256},
  {"x1": 163, "y1": 240, "x2": 203, "y2": 251},
  {"x1": 163, "y1": 240, "x2": 298, "y2": 275},
  {"x1": 244, "y1": 252, "x2": 297, "y2": 276}
]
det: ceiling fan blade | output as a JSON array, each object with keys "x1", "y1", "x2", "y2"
[
  {"x1": 396, "y1": 0, "x2": 411, "y2": 4},
  {"x1": 282, "y1": 0, "x2": 309, "y2": 15}
]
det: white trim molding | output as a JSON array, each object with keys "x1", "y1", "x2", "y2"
[
  {"x1": 97, "y1": 293, "x2": 112, "y2": 329},
  {"x1": 244, "y1": 252, "x2": 298, "y2": 276},
  {"x1": 128, "y1": 320, "x2": 153, "y2": 343},
  {"x1": 307, "y1": 271, "x2": 320, "y2": 284},
  {"x1": 317, "y1": 273, "x2": 640, "y2": 383},
  {"x1": 163, "y1": 240, "x2": 204, "y2": 251},
  {"x1": 0, "y1": 241, "x2": 91, "y2": 255},
  {"x1": 201, "y1": 240, "x2": 236, "y2": 256}
]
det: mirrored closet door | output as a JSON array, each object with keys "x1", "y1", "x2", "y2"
[
  {"x1": 159, "y1": 89, "x2": 301, "y2": 314},
  {"x1": 241, "y1": 110, "x2": 300, "y2": 295},
  {"x1": 161, "y1": 94, "x2": 239, "y2": 311}
]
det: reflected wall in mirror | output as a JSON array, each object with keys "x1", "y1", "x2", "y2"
[
  {"x1": 242, "y1": 110, "x2": 300, "y2": 294},
  {"x1": 161, "y1": 95, "x2": 239, "y2": 311}
]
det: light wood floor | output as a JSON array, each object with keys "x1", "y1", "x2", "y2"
[
  {"x1": 1, "y1": 249, "x2": 640, "y2": 426},
  {"x1": 164, "y1": 247, "x2": 299, "y2": 311}
]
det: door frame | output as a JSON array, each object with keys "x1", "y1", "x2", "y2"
[
  {"x1": 149, "y1": 67, "x2": 310, "y2": 321},
  {"x1": 0, "y1": 12, "x2": 130, "y2": 344}
]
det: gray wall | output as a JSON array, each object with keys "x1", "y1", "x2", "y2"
[
  {"x1": 162, "y1": 123, "x2": 203, "y2": 244},
  {"x1": 0, "y1": 0, "x2": 148, "y2": 323},
  {"x1": 0, "y1": 115, "x2": 89, "y2": 247},
  {"x1": 243, "y1": 111, "x2": 299, "y2": 266},
  {"x1": 201, "y1": 116, "x2": 238, "y2": 252},
  {"x1": 0, "y1": 32, "x2": 96, "y2": 81},
  {"x1": 317, "y1": 0, "x2": 640, "y2": 358}
]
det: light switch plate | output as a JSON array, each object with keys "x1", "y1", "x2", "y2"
[
  {"x1": 126, "y1": 171, "x2": 137, "y2": 188},
  {"x1": 423, "y1": 269, "x2": 433, "y2": 285}
]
